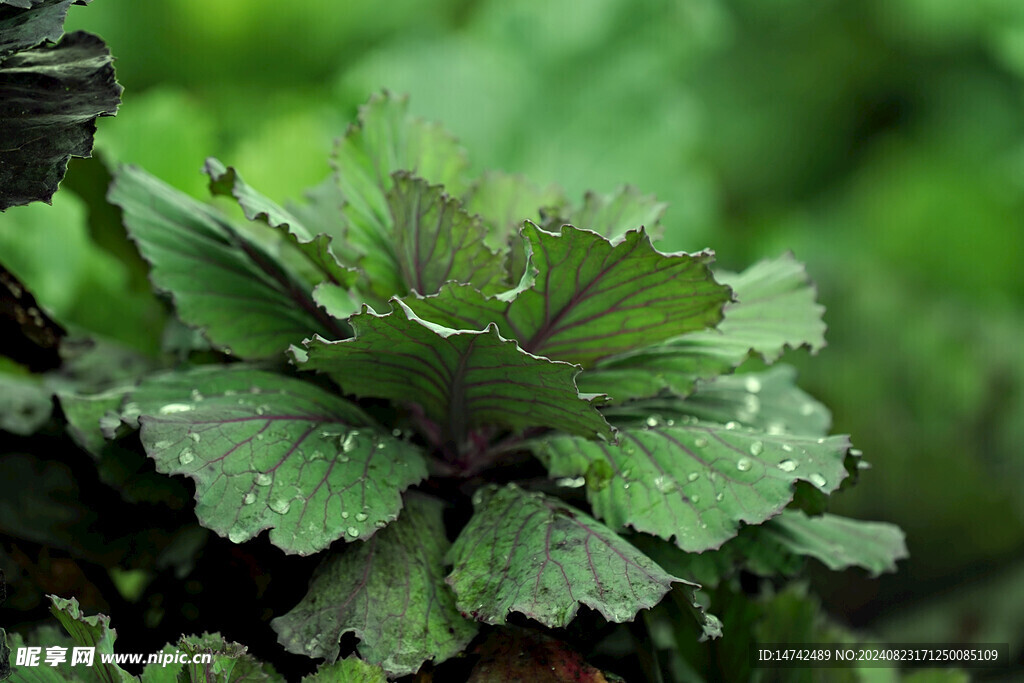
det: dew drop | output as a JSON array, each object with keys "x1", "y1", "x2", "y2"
[
  {"x1": 306, "y1": 636, "x2": 321, "y2": 653},
  {"x1": 342, "y1": 431, "x2": 359, "y2": 453},
  {"x1": 269, "y1": 498, "x2": 291, "y2": 515},
  {"x1": 376, "y1": 442, "x2": 386, "y2": 450},
  {"x1": 623, "y1": 482, "x2": 631, "y2": 490},
  {"x1": 809, "y1": 473, "x2": 827, "y2": 488},
  {"x1": 243, "y1": 492, "x2": 257, "y2": 505},
  {"x1": 255, "y1": 405, "x2": 268, "y2": 416},
  {"x1": 392, "y1": 428, "x2": 403, "y2": 437},
  {"x1": 666, "y1": 418, "x2": 675, "y2": 427},
  {"x1": 736, "y1": 458, "x2": 752, "y2": 472},
  {"x1": 694, "y1": 437, "x2": 708, "y2": 448},
  {"x1": 715, "y1": 492, "x2": 725, "y2": 502},
  {"x1": 256, "y1": 433, "x2": 264, "y2": 441},
  {"x1": 556, "y1": 476, "x2": 585, "y2": 489},
  {"x1": 700, "y1": 522, "x2": 708, "y2": 529},
  {"x1": 744, "y1": 394, "x2": 760, "y2": 413},
  {"x1": 355, "y1": 512, "x2": 368, "y2": 522},
  {"x1": 338, "y1": 454, "x2": 350, "y2": 463},
  {"x1": 309, "y1": 450, "x2": 325, "y2": 461},
  {"x1": 190, "y1": 432, "x2": 201, "y2": 443},
  {"x1": 744, "y1": 376, "x2": 762, "y2": 393},
  {"x1": 691, "y1": 495, "x2": 700, "y2": 504},
  {"x1": 817, "y1": 437, "x2": 826, "y2": 444},
  {"x1": 653, "y1": 476, "x2": 676, "y2": 493},
  {"x1": 228, "y1": 528, "x2": 248, "y2": 544},
  {"x1": 341, "y1": 511, "x2": 349, "y2": 519},
  {"x1": 777, "y1": 459, "x2": 797, "y2": 473},
  {"x1": 190, "y1": 389, "x2": 204, "y2": 401},
  {"x1": 687, "y1": 472, "x2": 700, "y2": 482},
  {"x1": 850, "y1": 448, "x2": 863, "y2": 457},
  {"x1": 645, "y1": 415, "x2": 660, "y2": 428},
  {"x1": 347, "y1": 527, "x2": 359, "y2": 538},
  {"x1": 725, "y1": 421, "x2": 739, "y2": 430},
  {"x1": 374, "y1": 520, "x2": 387, "y2": 529},
  {"x1": 178, "y1": 448, "x2": 195, "y2": 465},
  {"x1": 153, "y1": 440, "x2": 171, "y2": 450},
  {"x1": 749, "y1": 440, "x2": 764, "y2": 456},
  {"x1": 159, "y1": 403, "x2": 193, "y2": 415},
  {"x1": 767, "y1": 422, "x2": 786, "y2": 435},
  {"x1": 782, "y1": 444, "x2": 794, "y2": 452},
  {"x1": 621, "y1": 468, "x2": 632, "y2": 478},
  {"x1": 254, "y1": 473, "x2": 272, "y2": 486}
]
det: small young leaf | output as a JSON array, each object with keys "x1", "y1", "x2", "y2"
[
  {"x1": 110, "y1": 164, "x2": 344, "y2": 359},
  {"x1": 130, "y1": 366, "x2": 427, "y2": 555},
  {"x1": 537, "y1": 424, "x2": 852, "y2": 553},
  {"x1": 273, "y1": 494, "x2": 477, "y2": 677},
  {"x1": 578, "y1": 253, "x2": 826, "y2": 402},
  {"x1": 151, "y1": 633, "x2": 283, "y2": 683},
  {"x1": 301, "y1": 659, "x2": 388, "y2": 683},
  {"x1": 0, "y1": 31, "x2": 121, "y2": 211},
  {"x1": 204, "y1": 158, "x2": 357, "y2": 289},
  {"x1": 763, "y1": 511, "x2": 908, "y2": 577},
  {"x1": 447, "y1": 484, "x2": 683, "y2": 628},
  {"x1": 297, "y1": 300, "x2": 613, "y2": 444},
  {"x1": 405, "y1": 224, "x2": 731, "y2": 368}
]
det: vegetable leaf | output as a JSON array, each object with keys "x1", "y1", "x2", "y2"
[
  {"x1": 544, "y1": 185, "x2": 667, "y2": 242},
  {"x1": 0, "y1": 0, "x2": 76, "y2": 58},
  {"x1": 404, "y1": 224, "x2": 731, "y2": 368},
  {"x1": 47, "y1": 595, "x2": 135, "y2": 683},
  {"x1": 468, "y1": 629, "x2": 624, "y2": 683},
  {"x1": 296, "y1": 300, "x2": 613, "y2": 443},
  {"x1": 386, "y1": 171, "x2": 505, "y2": 296},
  {"x1": 536, "y1": 424, "x2": 853, "y2": 552},
  {"x1": 204, "y1": 158, "x2": 357, "y2": 289},
  {"x1": 142, "y1": 633, "x2": 283, "y2": 683},
  {"x1": 763, "y1": 511, "x2": 908, "y2": 577},
  {"x1": 273, "y1": 494, "x2": 477, "y2": 677},
  {"x1": 0, "y1": 31, "x2": 120, "y2": 211},
  {"x1": 109, "y1": 164, "x2": 344, "y2": 359},
  {"x1": 129, "y1": 366, "x2": 427, "y2": 555},
  {"x1": 447, "y1": 484, "x2": 682, "y2": 628},
  {"x1": 463, "y1": 170, "x2": 567, "y2": 252},
  {"x1": 578, "y1": 253, "x2": 825, "y2": 402},
  {"x1": 301, "y1": 659, "x2": 388, "y2": 683}
]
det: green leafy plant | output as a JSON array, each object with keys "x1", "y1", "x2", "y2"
[{"x1": 8, "y1": 93, "x2": 916, "y2": 681}]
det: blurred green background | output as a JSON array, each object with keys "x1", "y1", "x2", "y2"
[{"x1": 3, "y1": 0, "x2": 1022, "y2": 662}]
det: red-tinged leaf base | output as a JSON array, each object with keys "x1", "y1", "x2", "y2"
[{"x1": 468, "y1": 629, "x2": 623, "y2": 683}]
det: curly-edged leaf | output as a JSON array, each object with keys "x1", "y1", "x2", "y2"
[
  {"x1": 0, "y1": 0, "x2": 79, "y2": 58},
  {"x1": 536, "y1": 423, "x2": 853, "y2": 553},
  {"x1": 0, "y1": 31, "x2": 120, "y2": 211},
  {"x1": 468, "y1": 629, "x2": 623, "y2": 683},
  {"x1": 763, "y1": 511, "x2": 908, "y2": 577},
  {"x1": 404, "y1": 224, "x2": 731, "y2": 368},
  {"x1": 386, "y1": 172, "x2": 505, "y2": 296},
  {"x1": 301, "y1": 659, "x2": 388, "y2": 683},
  {"x1": 204, "y1": 158, "x2": 357, "y2": 289},
  {"x1": 143, "y1": 633, "x2": 282, "y2": 683},
  {"x1": 577, "y1": 253, "x2": 826, "y2": 402},
  {"x1": 109, "y1": 164, "x2": 345, "y2": 360},
  {"x1": 273, "y1": 494, "x2": 477, "y2": 677},
  {"x1": 129, "y1": 366, "x2": 427, "y2": 555},
  {"x1": 544, "y1": 185, "x2": 667, "y2": 242},
  {"x1": 463, "y1": 169, "x2": 567, "y2": 253},
  {"x1": 59, "y1": 386, "x2": 132, "y2": 455},
  {"x1": 603, "y1": 366, "x2": 831, "y2": 437},
  {"x1": 447, "y1": 484, "x2": 682, "y2": 628},
  {"x1": 334, "y1": 92, "x2": 469, "y2": 295},
  {"x1": 684, "y1": 252, "x2": 826, "y2": 364},
  {"x1": 296, "y1": 300, "x2": 613, "y2": 443},
  {"x1": 47, "y1": 596, "x2": 135, "y2": 683}
]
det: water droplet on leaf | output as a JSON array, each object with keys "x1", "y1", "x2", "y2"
[
  {"x1": 694, "y1": 437, "x2": 708, "y2": 448},
  {"x1": 736, "y1": 458, "x2": 752, "y2": 471},
  {"x1": 159, "y1": 403, "x2": 193, "y2": 415},
  {"x1": 809, "y1": 473, "x2": 827, "y2": 488},
  {"x1": 178, "y1": 448, "x2": 195, "y2": 465},
  {"x1": 189, "y1": 432, "x2": 201, "y2": 443},
  {"x1": 243, "y1": 492, "x2": 256, "y2": 505},
  {"x1": 749, "y1": 440, "x2": 764, "y2": 456},
  {"x1": 355, "y1": 512, "x2": 368, "y2": 522},
  {"x1": 777, "y1": 459, "x2": 797, "y2": 472},
  {"x1": 254, "y1": 473, "x2": 272, "y2": 486},
  {"x1": 347, "y1": 526, "x2": 359, "y2": 538},
  {"x1": 744, "y1": 376, "x2": 762, "y2": 393},
  {"x1": 269, "y1": 498, "x2": 291, "y2": 514}
]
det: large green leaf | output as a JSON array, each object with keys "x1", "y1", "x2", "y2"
[
  {"x1": 446, "y1": 484, "x2": 682, "y2": 628},
  {"x1": 578, "y1": 252, "x2": 825, "y2": 402},
  {"x1": 333, "y1": 92, "x2": 469, "y2": 302},
  {"x1": 273, "y1": 494, "x2": 477, "y2": 677},
  {"x1": 301, "y1": 659, "x2": 387, "y2": 683},
  {"x1": 763, "y1": 511, "x2": 908, "y2": 577},
  {"x1": 204, "y1": 158, "x2": 357, "y2": 289},
  {"x1": 0, "y1": 30, "x2": 120, "y2": 211},
  {"x1": 129, "y1": 366, "x2": 427, "y2": 555},
  {"x1": 536, "y1": 423, "x2": 853, "y2": 552},
  {"x1": 404, "y1": 224, "x2": 731, "y2": 368},
  {"x1": 296, "y1": 300, "x2": 613, "y2": 444},
  {"x1": 146, "y1": 633, "x2": 282, "y2": 683},
  {"x1": 386, "y1": 172, "x2": 504, "y2": 296},
  {"x1": 603, "y1": 365, "x2": 831, "y2": 437},
  {"x1": 109, "y1": 165, "x2": 343, "y2": 360}
]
